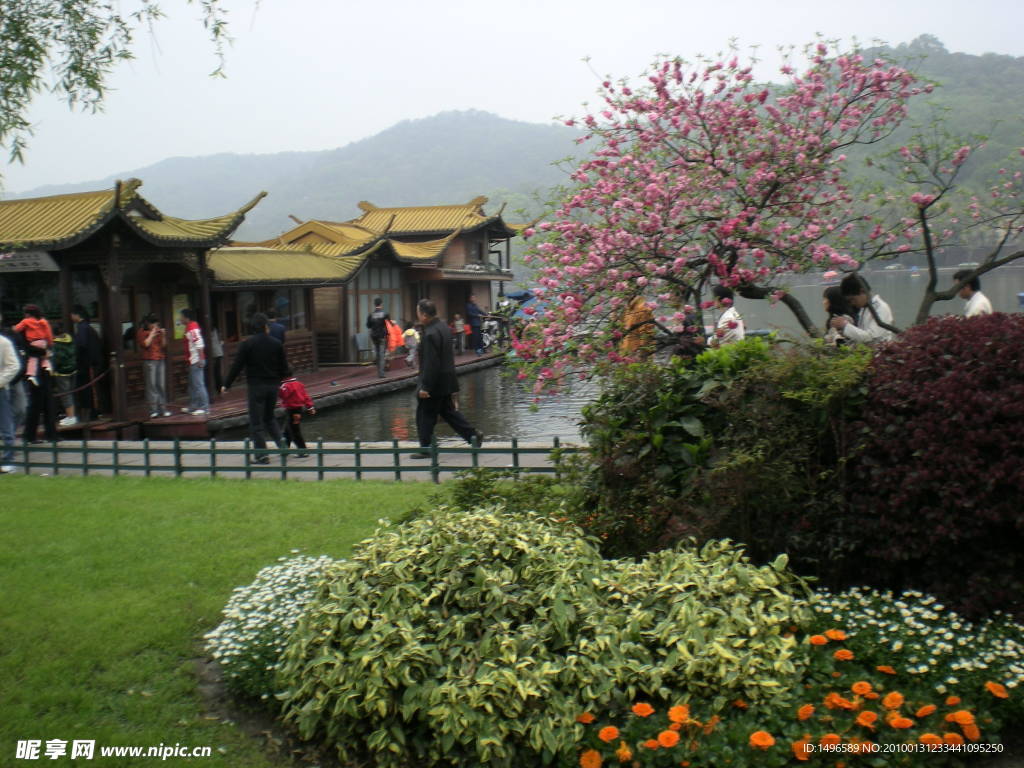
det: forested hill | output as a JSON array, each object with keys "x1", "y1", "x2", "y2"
[
  {"x1": 10, "y1": 39, "x2": 1022, "y2": 241},
  {"x1": 862, "y1": 35, "x2": 1024, "y2": 188},
  {"x1": 12, "y1": 111, "x2": 580, "y2": 239}
]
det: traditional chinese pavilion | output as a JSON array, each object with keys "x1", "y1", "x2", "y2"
[
  {"x1": 0, "y1": 179, "x2": 265, "y2": 421},
  {"x1": 212, "y1": 196, "x2": 516, "y2": 363}
]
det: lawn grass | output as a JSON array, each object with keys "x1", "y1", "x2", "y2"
[{"x1": 0, "y1": 475, "x2": 435, "y2": 767}]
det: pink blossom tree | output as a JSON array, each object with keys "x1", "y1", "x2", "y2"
[{"x1": 515, "y1": 41, "x2": 930, "y2": 387}]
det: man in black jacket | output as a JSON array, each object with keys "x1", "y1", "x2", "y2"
[
  {"x1": 411, "y1": 298, "x2": 482, "y2": 459},
  {"x1": 366, "y1": 297, "x2": 389, "y2": 378},
  {"x1": 222, "y1": 313, "x2": 288, "y2": 463}
]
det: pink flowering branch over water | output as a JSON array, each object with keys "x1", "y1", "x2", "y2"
[{"x1": 516, "y1": 41, "x2": 927, "y2": 387}]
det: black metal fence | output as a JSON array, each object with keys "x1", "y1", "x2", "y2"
[{"x1": 16, "y1": 437, "x2": 579, "y2": 483}]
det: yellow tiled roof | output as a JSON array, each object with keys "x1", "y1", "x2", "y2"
[
  {"x1": 0, "y1": 179, "x2": 265, "y2": 250},
  {"x1": 0, "y1": 189, "x2": 114, "y2": 248},
  {"x1": 208, "y1": 245, "x2": 374, "y2": 286},
  {"x1": 388, "y1": 232, "x2": 458, "y2": 262},
  {"x1": 346, "y1": 197, "x2": 515, "y2": 237}
]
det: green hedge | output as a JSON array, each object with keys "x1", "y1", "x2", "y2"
[{"x1": 276, "y1": 506, "x2": 811, "y2": 767}]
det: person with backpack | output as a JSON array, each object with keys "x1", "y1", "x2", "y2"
[
  {"x1": 278, "y1": 370, "x2": 316, "y2": 457},
  {"x1": 51, "y1": 322, "x2": 78, "y2": 426},
  {"x1": 366, "y1": 297, "x2": 390, "y2": 378}
]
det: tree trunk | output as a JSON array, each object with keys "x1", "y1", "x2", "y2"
[{"x1": 737, "y1": 285, "x2": 821, "y2": 338}]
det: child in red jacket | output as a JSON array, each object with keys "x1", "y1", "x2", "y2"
[{"x1": 279, "y1": 372, "x2": 316, "y2": 457}]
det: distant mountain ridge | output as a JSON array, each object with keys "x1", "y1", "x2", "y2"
[{"x1": 12, "y1": 111, "x2": 580, "y2": 239}]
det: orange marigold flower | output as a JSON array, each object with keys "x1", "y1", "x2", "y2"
[
  {"x1": 797, "y1": 704, "x2": 815, "y2": 721},
  {"x1": 851, "y1": 681, "x2": 872, "y2": 696},
  {"x1": 945, "y1": 696, "x2": 961, "y2": 706},
  {"x1": 809, "y1": 635, "x2": 828, "y2": 646},
  {"x1": 598, "y1": 726, "x2": 620, "y2": 743},
  {"x1": 985, "y1": 681, "x2": 1010, "y2": 699},
  {"x1": 703, "y1": 715, "x2": 721, "y2": 735},
  {"x1": 919, "y1": 733, "x2": 942, "y2": 745},
  {"x1": 733, "y1": 698, "x2": 748, "y2": 709},
  {"x1": 792, "y1": 738, "x2": 812, "y2": 761},
  {"x1": 963, "y1": 723, "x2": 981, "y2": 742},
  {"x1": 614, "y1": 741, "x2": 632, "y2": 763},
  {"x1": 819, "y1": 733, "x2": 841, "y2": 746},
  {"x1": 882, "y1": 691, "x2": 904, "y2": 709},
  {"x1": 642, "y1": 739, "x2": 660, "y2": 750},
  {"x1": 824, "y1": 693, "x2": 856, "y2": 711},
  {"x1": 657, "y1": 730, "x2": 680, "y2": 748},
  {"x1": 825, "y1": 629, "x2": 848, "y2": 641},
  {"x1": 579, "y1": 748, "x2": 602, "y2": 768},
  {"x1": 833, "y1": 649, "x2": 854, "y2": 661},
  {"x1": 943, "y1": 732, "x2": 964, "y2": 745},
  {"x1": 749, "y1": 731, "x2": 775, "y2": 750},
  {"x1": 916, "y1": 704, "x2": 937, "y2": 717},
  {"x1": 890, "y1": 716, "x2": 914, "y2": 729},
  {"x1": 864, "y1": 691, "x2": 879, "y2": 700},
  {"x1": 631, "y1": 702, "x2": 654, "y2": 718},
  {"x1": 876, "y1": 665, "x2": 896, "y2": 675},
  {"x1": 668, "y1": 704, "x2": 690, "y2": 723},
  {"x1": 952, "y1": 710, "x2": 975, "y2": 726},
  {"x1": 855, "y1": 711, "x2": 878, "y2": 729},
  {"x1": 576, "y1": 712, "x2": 596, "y2": 724}
]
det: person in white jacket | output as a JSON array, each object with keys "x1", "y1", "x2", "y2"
[
  {"x1": 953, "y1": 270, "x2": 993, "y2": 317},
  {"x1": 831, "y1": 274, "x2": 895, "y2": 344},
  {"x1": 0, "y1": 333, "x2": 21, "y2": 473},
  {"x1": 709, "y1": 285, "x2": 745, "y2": 347}
]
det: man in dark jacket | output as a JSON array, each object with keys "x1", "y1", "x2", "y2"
[
  {"x1": 465, "y1": 294, "x2": 485, "y2": 355},
  {"x1": 411, "y1": 298, "x2": 482, "y2": 459},
  {"x1": 70, "y1": 305, "x2": 105, "y2": 421},
  {"x1": 222, "y1": 312, "x2": 288, "y2": 463},
  {"x1": 365, "y1": 297, "x2": 389, "y2": 378}
]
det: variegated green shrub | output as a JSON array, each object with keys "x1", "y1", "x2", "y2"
[{"x1": 276, "y1": 506, "x2": 811, "y2": 767}]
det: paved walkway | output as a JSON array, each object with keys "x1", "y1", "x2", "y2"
[{"x1": 11, "y1": 439, "x2": 580, "y2": 482}]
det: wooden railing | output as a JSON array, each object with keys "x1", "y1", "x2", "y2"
[{"x1": 15, "y1": 437, "x2": 579, "y2": 483}]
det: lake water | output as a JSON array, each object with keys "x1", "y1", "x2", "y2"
[
  {"x1": 286, "y1": 365, "x2": 594, "y2": 444},
  {"x1": 237, "y1": 267, "x2": 1024, "y2": 444}
]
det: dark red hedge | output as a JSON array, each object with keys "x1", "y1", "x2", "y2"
[{"x1": 851, "y1": 312, "x2": 1024, "y2": 617}]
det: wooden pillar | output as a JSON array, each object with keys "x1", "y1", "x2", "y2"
[
  {"x1": 198, "y1": 249, "x2": 214, "y2": 394},
  {"x1": 308, "y1": 287, "x2": 319, "y2": 372},
  {"x1": 105, "y1": 231, "x2": 129, "y2": 421}
]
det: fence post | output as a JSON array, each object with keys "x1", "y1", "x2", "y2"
[
  {"x1": 51, "y1": 440, "x2": 59, "y2": 476},
  {"x1": 512, "y1": 437, "x2": 520, "y2": 479},
  {"x1": 209, "y1": 438, "x2": 217, "y2": 479},
  {"x1": 472, "y1": 433, "x2": 480, "y2": 469},
  {"x1": 392, "y1": 438, "x2": 401, "y2": 481},
  {"x1": 280, "y1": 441, "x2": 287, "y2": 482},
  {"x1": 143, "y1": 438, "x2": 151, "y2": 477},
  {"x1": 81, "y1": 438, "x2": 88, "y2": 477},
  {"x1": 173, "y1": 438, "x2": 183, "y2": 478},
  {"x1": 354, "y1": 438, "x2": 362, "y2": 481},
  {"x1": 316, "y1": 438, "x2": 324, "y2": 482},
  {"x1": 113, "y1": 440, "x2": 120, "y2": 477},
  {"x1": 552, "y1": 436, "x2": 560, "y2": 481},
  {"x1": 430, "y1": 437, "x2": 440, "y2": 484},
  {"x1": 244, "y1": 438, "x2": 252, "y2": 480}
]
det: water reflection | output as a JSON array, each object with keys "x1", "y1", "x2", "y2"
[{"x1": 287, "y1": 366, "x2": 592, "y2": 444}]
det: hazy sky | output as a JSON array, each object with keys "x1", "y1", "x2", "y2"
[{"x1": 4, "y1": 0, "x2": 1022, "y2": 192}]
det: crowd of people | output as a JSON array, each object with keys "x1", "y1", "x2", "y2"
[{"x1": 0, "y1": 270, "x2": 997, "y2": 473}]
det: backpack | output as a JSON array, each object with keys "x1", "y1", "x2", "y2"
[{"x1": 52, "y1": 338, "x2": 77, "y2": 375}]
